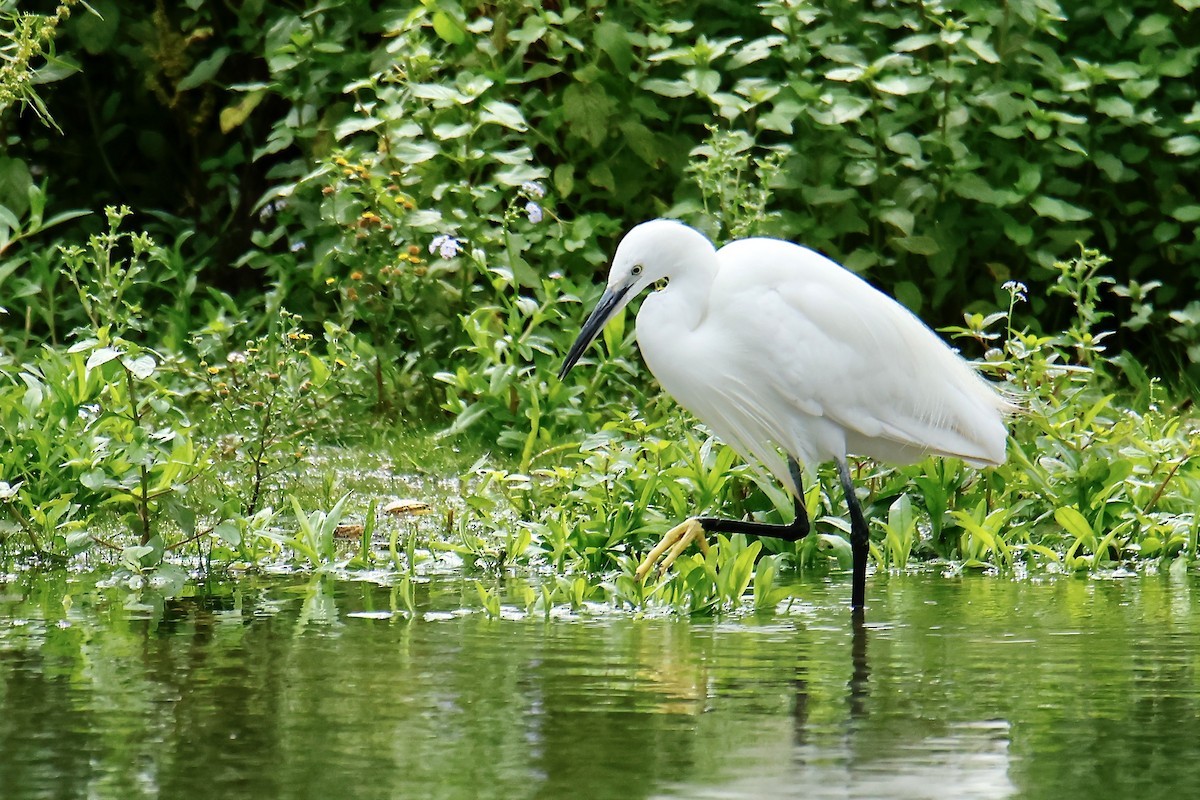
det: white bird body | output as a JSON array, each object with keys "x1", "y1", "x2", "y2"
[
  {"x1": 559, "y1": 218, "x2": 1015, "y2": 610},
  {"x1": 633, "y1": 230, "x2": 1013, "y2": 496}
]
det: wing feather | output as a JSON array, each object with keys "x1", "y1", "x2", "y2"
[{"x1": 709, "y1": 239, "x2": 1013, "y2": 467}]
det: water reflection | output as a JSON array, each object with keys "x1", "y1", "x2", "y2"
[
  {"x1": 1, "y1": 570, "x2": 1199, "y2": 799},
  {"x1": 711, "y1": 608, "x2": 1016, "y2": 800}
]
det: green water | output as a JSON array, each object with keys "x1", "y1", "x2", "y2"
[{"x1": 2, "y1": 568, "x2": 1198, "y2": 799}]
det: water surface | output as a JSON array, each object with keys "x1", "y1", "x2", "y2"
[{"x1": 1, "y1": 569, "x2": 1197, "y2": 799}]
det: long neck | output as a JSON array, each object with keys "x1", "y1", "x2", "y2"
[{"x1": 658, "y1": 248, "x2": 719, "y2": 330}]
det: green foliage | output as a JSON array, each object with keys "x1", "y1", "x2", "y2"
[
  {"x1": 0, "y1": 208, "x2": 208, "y2": 559},
  {"x1": 273, "y1": 492, "x2": 352, "y2": 567},
  {"x1": 5, "y1": 0, "x2": 1200, "y2": 387},
  {"x1": 0, "y1": 0, "x2": 82, "y2": 126},
  {"x1": 0, "y1": 208, "x2": 358, "y2": 567},
  {"x1": 191, "y1": 310, "x2": 355, "y2": 519},
  {"x1": 2, "y1": 0, "x2": 1200, "y2": 620}
]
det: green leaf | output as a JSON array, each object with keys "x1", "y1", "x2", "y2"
[
  {"x1": 213, "y1": 521, "x2": 241, "y2": 546},
  {"x1": 0, "y1": 157, "x2": 33, "y2": 218},
  {"x1": 122, "y1": 354, "x2": 156, "y2": 379},
  {"x1": 1003, "y1": 218, "x2": 1033, "y2": 246},
  {"x1": 409, "y1": 83, "x2": 470, "y2": 105},
  {"x1": 308, "y1": 353, "x2": 331, "y2": 387},
  {"x1": 823, "y1": 95, "x2": 871, "y2": 124},
  {"x1": 480, "y1": 100, "x2": 527, "y2": 131},
  {"x1": 618, "y1": 120, "x2": 664, "y2": 167},
  {"x1": 885, "y1": 132, "x2": 922, "y2": 160},
  {"x1": 81, "y1": 469, "x2": 107, "y2": 491},
  {"x1": 586, "y1": 162, "x2": 615, "y2": 192},
  {"x1": 1096, "y1": 96, "x2": 1135, "y2": 120},
  {"x1": 729, "y1": 35, "x2": 785, "y2": 68},
  {"x1": 825, "y1": 65, "x2": 865, "y2": 82},
  {"x1": 166, "y1": 500, "x2": 197, "y2": 537},
  {"x1": 891, "y1": 235, "x2": 941, "y2": 255},
  {"x1": 1135, "y1": 13, "x2": 1172, "y2": 36},
  {"x1": 1170, "y1": 205, "x2": 1200, "y2": 223},
  {"x1": 1165, "y1": 136, "x2": 1200, "y2": 157},
  {"x1": 965, "y1": 37, "x2": 1000, "y2": 63},
  {"x1": 74, "y1": 0, "x2": 121, "y2": 54},
  {"x1": 432, "y1": 11, "x2": 467, "y2": 44},
  {"x1": 553, "y1": 163, "x2": 575, "y2": 198},
  {"x1": 177, "y1": 47, "x2": 229, "y2": 91},
  {"x1": 220, "y1": 89, "x2": 267, "y2": 133},
  {"x1": 804, "y1": 186, "x2": 857, "y2": 205},
  {"x1": 879, "y1": 207, "x2": 915, "y2": 236},
  {"x1": 953, "y1": 174, "x2": 1014, "y2": 206},
  {"x1": 685, "y1": 68, "x2": 721, "y2": 97},
  {"x1": 86, "y1": 347, "x2": 121, "y2": 371},
  {"x1": 873, "y1": 75, "x2": 934, "y2": 96},
  {"x1": 594, "y1": 21, "x2": 632, "y2": 73},
  {"x1": 1054, "y1": 507, "x2": 1094, "y2": 542},
  {"x1": 888, "y1": 494, "x2": 916, "y2": 534},
  {"x1": 641, "y1": 78, "x2": 693, "y2": 98},
  {"x1": 893, "y1": 33, "x2": 939, "y2": 52},
  {"x1": 816, "y1": 533, "x2": 853, "y2": 569},
  {"x1": 1030, "y1": 195, "x2": 1092, "y2": 222},
  {"x1": 759, "y1": 99, "x2": 802, "y2": 132},
  {"x1": 562, "y1": 84, "x2": 615, "y2": 146},
  {"x1": 1093, "y1": 151, "x2": 1127, "y2": 182}
]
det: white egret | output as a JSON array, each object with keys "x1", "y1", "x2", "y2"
[{"x1": 558, "y1": 219, "x2": 1015, "y2": 611}]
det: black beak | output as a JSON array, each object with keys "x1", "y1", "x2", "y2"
[{"x1": 558, "y1": 285, "x2": 631, "y2": 380}]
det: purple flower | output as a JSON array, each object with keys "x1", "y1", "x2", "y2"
[
  {"x1": 525, "y1": 201, "x2": 543, "y2": 224},
  {"x1": 521, "y1": 181, "x2": 546, "y2": 199},
  {"x1": 429, "y1": 234, "x2": 463, "y2": 259}
]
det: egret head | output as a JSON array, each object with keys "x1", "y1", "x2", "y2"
[{"x1": 558, "y1": 220, "x2": 714, "y2": 379}]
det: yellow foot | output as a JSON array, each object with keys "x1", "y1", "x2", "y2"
[{"x1": 634, "y1": 518, "x2": 711, "y2": 582}]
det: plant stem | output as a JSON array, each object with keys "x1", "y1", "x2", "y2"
[{"x1": 123, "y1": 363, "x2": 152, "y2": 545}]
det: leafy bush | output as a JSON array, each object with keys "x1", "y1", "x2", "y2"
[{"x1": 5, "y1": 0, "x2": 1200, "y2": 386}]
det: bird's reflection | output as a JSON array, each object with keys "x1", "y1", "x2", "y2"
[
  {"x1": 849, "y1": 608, "x2": 870, "y2": 718},
  {"x1": 793, "y1": 609, "x2": 870, "y2": 744}
]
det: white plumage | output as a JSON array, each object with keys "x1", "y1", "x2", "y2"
[{"x1": 559, "y1": 219, "x2": 1015, "y2": 611}]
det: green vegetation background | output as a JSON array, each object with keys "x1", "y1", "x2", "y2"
[{"x1": 1, "y1": 0, "x2": 1198, "y2": 611}]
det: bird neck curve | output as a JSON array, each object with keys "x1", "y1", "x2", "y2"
[{"x1": 649, "y1": 244, "x2": 719, "y2": 331}]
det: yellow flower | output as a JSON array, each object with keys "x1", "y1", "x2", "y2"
[
  {"x1": 350, "y1": 270, "x2": 364, "y2": 280},
  {"x1": 207, "y1": 366, "x2": 221, "y2": 375}
]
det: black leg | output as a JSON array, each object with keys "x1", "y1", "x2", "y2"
[
  {"x1": 836, "y1": 458, "x2": 869, "y2": 610},
  {"x1": 697, "y1": 456, "x2": 810, "y2": 542},
  {"x1": 787, "y1": 456, "x2": 810, "y2": 536},
  {"x1": 638, "y1": 456, "x2": 870, "y2": 612}
]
